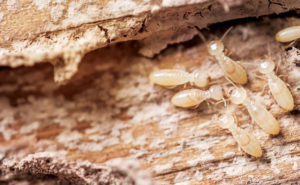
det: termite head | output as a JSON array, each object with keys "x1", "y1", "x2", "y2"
[
  {"x1": 207, "y1": 40, "x2": 224, "y2": 56},
  {"x1": 259, "y1": 59, "x2": 275, "y2": 74},
  {"x1": 230, "y1": 88, "x2": 247, "y2": 105},
  {"x1": 208, "y1": 85, "x2": 223, "y2": 101},
  {"x1": 218, "y1": 114, "x2": 235, "y2": 129},
  {"x1": 192, "y1": 71, "x2": 209, "y2": 88}
]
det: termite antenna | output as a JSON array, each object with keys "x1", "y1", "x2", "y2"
[
  {"x1": 220, "y1": 26, "x2": 233, "y2": 41},
  {"x1": 205, "y1": 101, "x2": 212, "y2": 112},
  {"x1": 215, "y1": 98, "x2": 228, "y2": 107},
  {"x1": 225, "y1": 50, "x2": 233, "y2": 57},
  {"x1": 194, "y1": 26, "x2": 207, "y2": 44},
  {"x1": 266, "y1": 42, "x2": 278, "y2": 73},
  {"x1": 260, "y1": 83, "x2": 268, "y2": 95}
]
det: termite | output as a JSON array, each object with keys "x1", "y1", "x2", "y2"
[
  {"x1": 230, "y1": 87, "x2": 280, "y2": 135},
  {"x1": 197, "y1": 27, "x2": 248, "y2": 85},
  {"x1": 217, "y1": 114, "x2": 262, "y2": 157},
  {"x1": 259, "y1": 58, "x2": 294, "y2": 111},
  {"x1": 275, "y1": 26, "x2": 300, "y2": 43},
  {"x1": 171, "y1": 85, "x2": 223, "y2": 108},
  {"x1": 149, "y1": 69, "x2": 209, "y2": 88}
]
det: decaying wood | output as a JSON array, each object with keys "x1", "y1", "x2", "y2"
[
  {"x1": 0, "y1": 13, "x2": 299, "y2": 184},
  {"x1": 0, "y1": 0, "x2": 300, "y2": 83}
]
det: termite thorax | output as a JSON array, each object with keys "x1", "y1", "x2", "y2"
[
  {"x1": 266, "y1": 73, "x2": 277, "y2": 85},
  {"x1": 190, "y1": 72, "x2": 209, "y2": 88},
  {"x1": 204, "y1": 91, "x2": 212, "y2": 100},
  {"x1": 244, "y1": 100, "x2": 258, "y2": 111},
  {"x1": 207, "y1": 85, "x2": 223, "y2": 101},
  {"x1": 215, "y1": 53, "x2": 226, "y2": 62}
]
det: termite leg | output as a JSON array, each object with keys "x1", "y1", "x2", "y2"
[{"x1": 224, "y1": 76, "x2": 237, "y2": 87}]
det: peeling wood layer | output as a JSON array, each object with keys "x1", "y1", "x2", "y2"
[{"x1": 0, "y1": 0, "x2": 299, "y2": 83}]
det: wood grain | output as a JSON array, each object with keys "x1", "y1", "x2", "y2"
[
  {"x1": 0, "y1": 0, "x2": 300, "y2": 83},
  {"x1": 0, "y1": 16, "x2": 299, "y2": 184}
]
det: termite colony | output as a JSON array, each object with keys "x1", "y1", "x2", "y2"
[{"x1": 149, "y1": 26, "x2": 298, "y2": 158}]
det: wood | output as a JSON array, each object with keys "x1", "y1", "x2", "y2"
[
  {"x1": 0, "y1": 1, "x2": 299, "y2": 185},
  {"x1": 0, "y1": 0, "x2": 299, "y2": 83}
]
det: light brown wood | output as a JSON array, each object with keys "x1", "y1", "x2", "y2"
[
  {"x1": 0, "y1": 0, "x2": 299, "y2": 83},
  {"x1": 0, "y1": 16, "x2": 299, "y2": 184},
  {"x1": 0, "y1": 1, "x2": 300, "y2": 184}
]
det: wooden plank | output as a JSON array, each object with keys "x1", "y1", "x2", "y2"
[{"x1": 0, "y1": 16, "x2": 299, "y2": 184}]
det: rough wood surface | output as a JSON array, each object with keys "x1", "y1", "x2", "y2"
[
  {"x1": 0, "y1": 13, "x2": 299, "y2": 184},
  {"x1": 0, "y1": 0, "x2": 300, "y2": 83}
]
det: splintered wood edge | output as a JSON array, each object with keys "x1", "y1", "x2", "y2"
[{"x1": 0, "y1": 0, "x2": 300, "y2": 83}]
